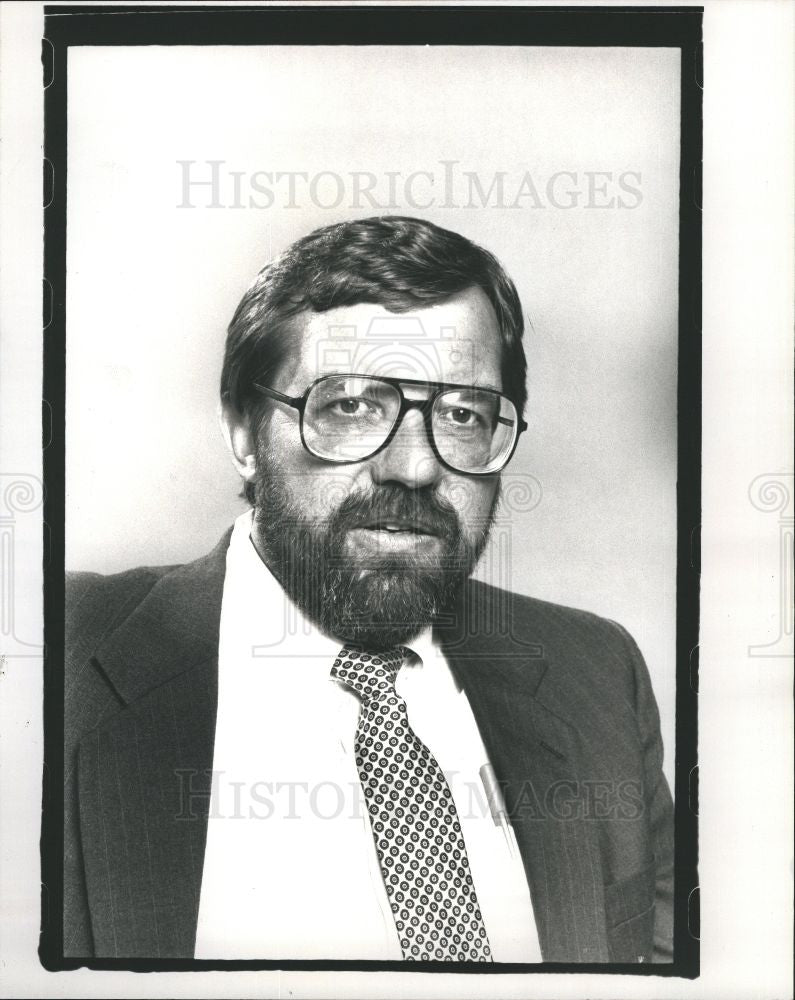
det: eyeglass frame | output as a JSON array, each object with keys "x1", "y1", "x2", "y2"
[{"x1": 251, "y1": 373, "x2": 528, "y2": 477}]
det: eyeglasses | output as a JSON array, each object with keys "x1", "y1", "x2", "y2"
[{"x1": 252, "y1": 373, "x2": 527, "y2": 476}]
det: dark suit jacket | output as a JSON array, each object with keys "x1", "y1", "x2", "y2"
[{"x1": 64, "y1": 529, "x2": 674, "y2": 963}]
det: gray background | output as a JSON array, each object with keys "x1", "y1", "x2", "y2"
[{"x1": 65, "y1": 45, "x2": 680, "y2": 788}]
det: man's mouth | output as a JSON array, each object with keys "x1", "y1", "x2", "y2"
[
  {"x1": 345, "y1": 519, "x2": 443, "y2": 554},
  {"x1": 358, "y1": 519, "x2": 438, "y2": 535}
]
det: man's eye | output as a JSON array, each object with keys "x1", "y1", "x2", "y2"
[
  {"x1": 442, "y1": 406, "x2": 480, "y2": 426},
  {"x1": 332, "y1": 397, "x2": 374, "y2": 416}
]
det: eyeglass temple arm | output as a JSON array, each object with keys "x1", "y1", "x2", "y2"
[
  {"x1": 252, "y1": 383, "x2": 303, "y2": 410},
  {"x1": 497, "y1": 414, "x2": 528, "y2": 432}
]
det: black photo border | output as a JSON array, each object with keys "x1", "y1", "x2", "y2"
[{"x1": 41, "y1": 3, "x2": 701, "y2": 979}]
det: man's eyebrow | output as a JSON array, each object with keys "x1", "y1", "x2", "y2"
[{"x1": 454, "y1": 381, "x2": 503, "y2": 393}]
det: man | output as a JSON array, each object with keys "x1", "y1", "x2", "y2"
[{"x1": 64, "y1": 216, "x2": 673, "y2": 963}]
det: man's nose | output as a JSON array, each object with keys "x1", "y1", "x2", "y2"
[{"x1": 368, "y1": 408, "x2": 443, "y2": 489}]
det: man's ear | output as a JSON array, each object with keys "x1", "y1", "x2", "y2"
[{"x1": 219, "y1": 400, "x2": 258, "y2": 485}]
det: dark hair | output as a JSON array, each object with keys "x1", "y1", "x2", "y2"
[{"x1": 221, "y1": 216, "x2": 527, "y2": 503}]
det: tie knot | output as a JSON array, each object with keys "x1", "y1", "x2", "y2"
[{"x1": 331, "y1": 644, "x2": 409, "y2": 704}]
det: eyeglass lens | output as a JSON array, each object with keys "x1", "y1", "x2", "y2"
[{"x1": 302, "y1": 376, "x2": 518, "y2": 473}]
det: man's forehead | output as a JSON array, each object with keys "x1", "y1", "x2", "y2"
[
  {"x1": 301, "y1": 289, "x2": 498, "y2": 338},
  {"x1": 290, "y1": 289, "x2": 502, "y2": 388}
]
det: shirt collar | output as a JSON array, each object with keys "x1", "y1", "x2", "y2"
[{"x1": 225, "y1": 510, "x2": 341, "y2": 663}]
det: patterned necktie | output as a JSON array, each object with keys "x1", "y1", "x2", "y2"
[{"x1": 331, "y1": 644, "x2": 492, "y2": 962}]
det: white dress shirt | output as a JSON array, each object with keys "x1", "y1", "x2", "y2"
[{"x1": 194, "y1": 511, "x2": 541, "y2": 961}]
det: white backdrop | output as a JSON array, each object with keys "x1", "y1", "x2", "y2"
[{"x1": 65, "y1": 45, "x2": 680, "y2": 787}]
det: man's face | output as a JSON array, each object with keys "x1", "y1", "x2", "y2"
[{"x1": 249, "y1": 286, "x2": 504, "y2": 648}]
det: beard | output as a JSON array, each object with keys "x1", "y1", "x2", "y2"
[{"x1": 252, "y1": 462, "x2": 498, "y2": 651}]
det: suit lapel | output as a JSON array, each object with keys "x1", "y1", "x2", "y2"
[
  {"x1": 77, "y1": 533, "x2": 230, "y2": 957},
  {"x1": 438, "y1": 583, "x2": 609, "y2": 962},
  {"x1": 92, "y1": 530, "x2": 231, "y2": 704}
]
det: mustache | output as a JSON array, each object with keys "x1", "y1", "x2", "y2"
[{"x1": 331, "y1": 484, "x2": 462, "y2": 542}]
